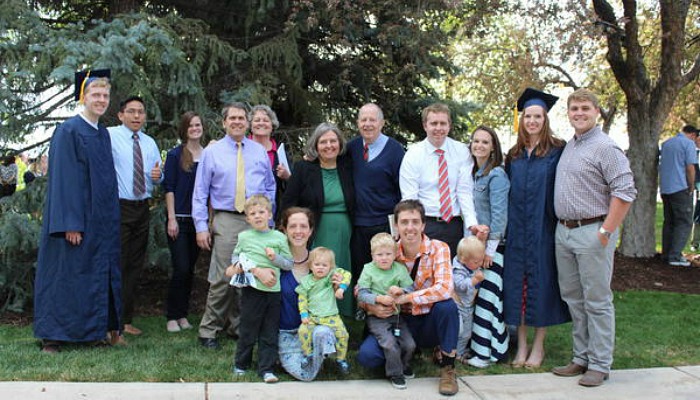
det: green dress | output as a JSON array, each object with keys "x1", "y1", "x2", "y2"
[{"x1": 312, "y1": 167, "x2": 354, "y2": 317}]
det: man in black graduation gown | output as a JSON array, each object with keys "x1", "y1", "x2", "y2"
[{"x1": 33, "y1": 69, "x2": 123, "y2": 352}]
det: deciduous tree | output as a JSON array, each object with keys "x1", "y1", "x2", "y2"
[{"x1": 593, "y1": 0, "x2": 700, "y2": 257}]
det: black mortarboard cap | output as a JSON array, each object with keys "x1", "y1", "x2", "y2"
[
  {"x1": 516, "y1": 88, "x2": 559, "y2": 112},
  {"x1": 74, "y1": 69, "x2": 111, "y2": 102}
]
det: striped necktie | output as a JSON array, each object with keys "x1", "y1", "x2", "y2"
[
  {"x1": 133, "y1": 133, "x2": 146, "y2": 197},
  {"x1": 363, "y1": 142, "x2": 369, "y2": 161},
  {"x1": 435, "y1": 149, "x2": 452, "y2": 222}
]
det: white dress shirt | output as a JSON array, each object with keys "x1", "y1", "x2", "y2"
[{"x1": 399, "y1": 136, "x2": 478, "y2": 231}]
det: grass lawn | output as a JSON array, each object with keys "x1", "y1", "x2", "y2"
[{"x1": 1, "y1": 290, "x2": 698, "y2": 382}]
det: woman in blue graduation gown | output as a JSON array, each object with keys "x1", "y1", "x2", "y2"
[
  {"x1": 34, "y1": 74, "x2": 122, "y2": 351},
  {"x1": 503, "y1": 89, "x2": 571, "y2": 368}
]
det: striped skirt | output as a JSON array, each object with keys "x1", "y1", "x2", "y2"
[{"x1": 470, "y1": 260, "x2": 509, "y2": 362}]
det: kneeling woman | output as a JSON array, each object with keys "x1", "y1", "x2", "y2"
[{"x1": 278, "y1": 207, "x2": 339, "y2": 381}]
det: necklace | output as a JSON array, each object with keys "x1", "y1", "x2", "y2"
[{"x1": 293, "y1": 249, "x2": 309, "y2": 265}]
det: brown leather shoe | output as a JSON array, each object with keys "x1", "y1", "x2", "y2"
[
  {"x1": 438, "y1": 365, "x2": 458, "y2": 396},
  {"x1": 108, "y1": 331, "x2": 128, "y2": 346},
  {"x1": 552, "y1": 362, "x2": 587, "y2": 377},
  {"x1": 578, "y1": 370, "x2": 609, "y2": 387}
]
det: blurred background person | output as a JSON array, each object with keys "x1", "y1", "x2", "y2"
[{"x1": 0, "y1": 155, "x2": 18, "y2": 197}]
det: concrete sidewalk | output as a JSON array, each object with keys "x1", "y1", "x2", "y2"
[{"x1": 2, "y1": 366, "x2": 699, "y2": 399}]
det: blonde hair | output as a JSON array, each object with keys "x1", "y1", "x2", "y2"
[
  {"x1": 567, "y1": 88, "x2": 600, "y2": 109},
  {"x1": 370, "y1": 232, "x2": 396, "y2": 254},
  {"x1": 85, "y1": 77, "x2": 110, "y2": 93},
  {"x1": 457, "y1": 236, "x2": 485, "y2": 259},
  {"x1": 244, "y1": 194, "x2": 272, "y2": 213},
  {"x1": 308, "y1": 247, "x2": 336, "y2": 268}
]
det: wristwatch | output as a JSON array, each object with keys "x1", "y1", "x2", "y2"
[{"x1": 599, "y1": 226, "x2": 612, "y2": 238}]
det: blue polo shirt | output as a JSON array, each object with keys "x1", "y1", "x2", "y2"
[{"x1": 659, "y1": 132, "x2": 698, "y2": 194}]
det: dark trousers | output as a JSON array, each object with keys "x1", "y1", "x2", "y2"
[
  {"x1": 661, "y1": 190, "x2": 693, "y2": 261},
  {"x1": 165, "y1": 217, "x2": 200, "y2": 320},
  {"x1": 357, "y1": 299, "x2": 460, "y2": 368},
  {"x1": 235, "y1": 287, "x2": 281, "y2": 376},
  {"x1": 425, "y1": 216, "x2": 463, "y2": 258},
  {"x1": 350, "y1": 223, "x2": 391, "y2": 285},
  {"x1": 366, "y1": 315, "x2": 416, "y2": 378},
  {"x1": 119, "y1": 200, "x2": 150, "y2": 325}
]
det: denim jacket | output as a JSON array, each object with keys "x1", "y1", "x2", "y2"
[{"x1": 473, "y1": 164, "x2": 510, "y2": 256}]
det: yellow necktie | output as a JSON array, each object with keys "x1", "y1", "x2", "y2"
[{"x1": 235, "y1": 142, "x2": 246, "y2": 212}]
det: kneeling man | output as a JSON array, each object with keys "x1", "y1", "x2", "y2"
[{"x1": 357, "y1": 199, "x2": 460, "y2": 396}]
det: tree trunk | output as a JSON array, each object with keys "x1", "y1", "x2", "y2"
[{"x1": 618, "y1": 101, "x2": 659, "y2": 257}]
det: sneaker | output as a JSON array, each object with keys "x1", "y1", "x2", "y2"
[
  {"x1": 262, "y1": 372, "x2": 279, "y2": 383},
  {"x1": 390, "y1": 376, "x2": 407, "y2": 389},
  {"x1": 669, "y1": 259, "x2": 691, "y2": 267},
  {"x1": 336, "y1": 359, "x2": 350, "y2": 375},
  {"x1": 403, "y1": 366, "x2": 415, "y2": 379},
  {"x1": 166, "y1": 320, "x2": 181, "y2": 333},
  {"x1": 467, "y1": 356, "x2": 491, "y2": 369},
  {"x1": 438, "y1": 365, "x2": 458, "y2": 396},
  {"x1": 233, "y1": 367, "x2": 246, "y2": 376}
]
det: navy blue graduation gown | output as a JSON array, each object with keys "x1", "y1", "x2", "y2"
[
  {"x1": 503, "y1": 147, "x2": 570, "y2": 327},
  {"x1": 34, "y1": 115, "x2": 122, "y2": 342}
]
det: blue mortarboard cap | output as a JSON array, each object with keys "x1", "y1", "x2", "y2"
[
  {"x1": 516, "y1": 88, "x2": 559, "y2": 112},
  {"x1": 74, "y1": 69, "x2": 111, "y2": 102}
]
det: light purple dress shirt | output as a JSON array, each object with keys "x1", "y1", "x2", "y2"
[{"x1": 192, "y1": 135, "x2": 275, "y2": 232}]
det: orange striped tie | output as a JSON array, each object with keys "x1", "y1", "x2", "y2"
[{"x1": 435, "y1": 149, "x2": 452, "y2": 222}]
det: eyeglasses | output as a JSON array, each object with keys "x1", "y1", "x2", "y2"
[{"x1": 124, "y1": 109, "x2": 146, "y2": 115}]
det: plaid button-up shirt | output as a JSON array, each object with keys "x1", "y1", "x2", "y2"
[
  {"x1": 397, "y1": 235, "x2": 454, "y2": 315},
  {"x1": 554, "y1": 126, "x2": 636, "y2": 220}
]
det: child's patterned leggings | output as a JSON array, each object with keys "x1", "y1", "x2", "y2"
[{"x1": 298, "y1": 314, "x2": 348, "y2": 360}]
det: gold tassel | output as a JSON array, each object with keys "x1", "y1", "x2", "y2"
[
  {"x1": 79, "y1": 70, "x2": 92, "y2": 104},
  {"x1": 513, "y1": 104, "x2": 519, "y2": 134}
]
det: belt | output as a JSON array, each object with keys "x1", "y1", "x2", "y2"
[
  {"x1": 119, "y1": 198, "x2": 149, "y2": 206},
  {"x1": 425, "y1": 215, "x2": 462, "y2": 223},
  {"x1": 215, "y1": 209, "x2": 244, "y2": 215},
  {"x1": 558, "y1": 216, "x2": 606, "y2": 229}
]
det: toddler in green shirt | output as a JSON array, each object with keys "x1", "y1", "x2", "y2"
[
  {"x1": 357, "y1": 232, "x2": 415, "y2": 389},
  {"x1": 295, "y1": 247, "x2": 352, "y2": 374}
]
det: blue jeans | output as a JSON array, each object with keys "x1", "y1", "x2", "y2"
[
  {"x1": 165, "y1": 217, "x2": 200, "y2": 320},
  {"x1": 357, "y1": 299, "x2": 459, "y2": 368},
  {"x1": 661, "y1": 190, "x2": 693, "y2": 261}
]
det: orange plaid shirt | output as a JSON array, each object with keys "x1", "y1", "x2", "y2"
[{"x1": 397, "y1": 235, "x2": 454, "y2": 315}]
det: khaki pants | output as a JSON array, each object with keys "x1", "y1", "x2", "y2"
[
  {"x1": 555, "y1": 223, "x2": 617, "y2": 374},
  {"x1": 198, "y1": 212, "x2": 248, "y2": 339}
]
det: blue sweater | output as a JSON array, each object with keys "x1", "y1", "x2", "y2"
[
  {"x1": 347, "y1": 135, "x2": 405, "y2": 226},
  {"x1": 162, "y1": 145, "x2": 198, "y2": 216}
]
